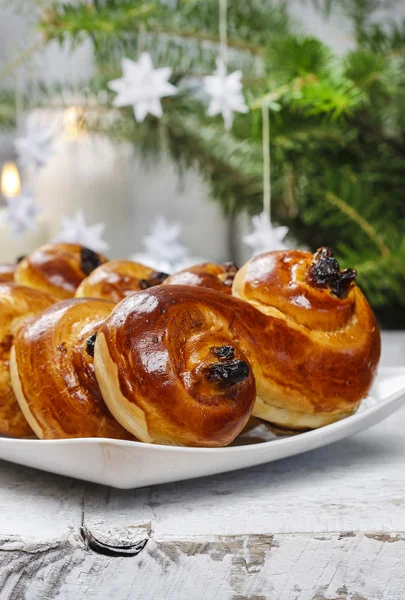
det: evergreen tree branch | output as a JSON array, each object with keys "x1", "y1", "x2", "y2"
[
  {"x1": 148, "y1": 26, "x2": 264, "y2": 57},
  {"x1": 0, "y1": 39, "x2": 44, "y2": 84},
  {"x1": 325, "y1": 191, "x2": 391, "y2": 256}
]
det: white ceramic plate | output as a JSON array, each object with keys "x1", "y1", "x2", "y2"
[{"x1": 1, "y1": 367, "x2": 404, "y2": 489}]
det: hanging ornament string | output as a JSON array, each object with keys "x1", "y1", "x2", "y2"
[
  {"x1": 243, "y1": 98, "x2": 288, "y2": 256},
  {"x1": 15, "y1": 68, "x2": 24, "y2": 132},
  {"x1": 203, "y1": 0, "x2": 247, "y2": 129},
  {"x1": 262, "y1": 100, "x2": 271, "y2": 216},
  {"x1": 219, "y1": 0, "x2": 228, "y2": 69},
  {"x1": 138, "y1": 22, "x2": 146, "y2": 56}
]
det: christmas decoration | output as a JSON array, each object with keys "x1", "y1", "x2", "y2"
[
  {"x1": 202, "y1": 58, "x2": 248, "y2": 130},
  {"x1": 108, "y1": 53, "x2": 177, "y2": 122},
  {"x1": 244, "y1": 212, "x2": 289, "y2": 257},
  {"x1": 131, "y1": 216, "x2": 200, "y2": 273},
  {"x1": 15, "y1": 124, "x2": 54, "y2": 169},
  {"x1": 1, "y1": 161, "x2": 21, "y2": 199},
  {"x1": 2, "y1": 0, "x2": 405, "y2": 325},
  {"x1": 0, "y1": 192, "x2": 40, "y2": 238},
  {"x1": 53, "y1": 210, "x2": 109, "y2": 253}
]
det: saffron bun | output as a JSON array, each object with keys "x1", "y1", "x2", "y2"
[
  {"x1": 0, "y1": 283, "x2": 55, "y2": 437},
  {"x1": 94, "y1": 285, "x2": 256, "y2": 447},
  {"x1": 75, "y1": 259, "x2": 168, "y2": 303},
  {"x1": 164, "y1": 262, "x2": 238, "y2": 294},
  {"x1": 232, "y1": 248, "x2": 381, "y2": 430},
  {"x1": 15, "y1": 243, "x2": 108, "y2": 300},
  {"x1": 10, "y1": 298, "x2": 135, "y2": 440}
]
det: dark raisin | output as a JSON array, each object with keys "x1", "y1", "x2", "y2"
[
  {"x1": 309, "y1": 247, "x2": 357, "y2": 299},
  {"x1": 139, "y1": 272, "x2": 169, "y2": 289},
  {"x1": 81, "y1": 247, "x2": 103, "y2": 276},
  {"x1": 331, "y1": 268, "x2": 357, "y2": 298},
  {"x1": 309, "y1": 247, "x2": 340, "y2": 286},
  {"x1": 206, "y1": 360, "x2": 250, "y2": 387},
  {"x1": 16, "y1": 255, "x2": 26, "y2": 264},
  {"x1": 86, "y1": 333, "x2": 97, "y2": 357},
  {"x1": 211, "y1": 345, "x2": 235, "y2": 360}
]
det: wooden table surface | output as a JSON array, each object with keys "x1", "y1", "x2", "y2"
[{"x1": 1, "y1": 333, "x2": 405, "y2": 600}]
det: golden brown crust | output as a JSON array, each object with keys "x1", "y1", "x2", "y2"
[
  {"x1": 0, "y1": 264, "x2": 16, "y2": 282},
  {"x1": 75, "y1": 260, "x2": 163, "y2": 303},
  {"x1": 164, "y1": 262, "x2": 238, "y2": 295},
  {"x1": 15, "y1": 243, "x2": 108, "y2": 300},
  {"x1": 94, "y1": 285, "x2": 256, "y2": 447},
  {"x1": 0, "y1": 283, "x2": 55, "y2": 437},
  {"x1": 232, "y1": 249, "x2": 381, "y2": 428},
  {"x1": 10, "y1": 298, "x2": 135, "y2": 440}
]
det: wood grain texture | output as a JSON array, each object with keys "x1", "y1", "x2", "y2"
[
  {"x1": 0, "y1": 533, "x2": 404, "y2": 599},
  {"x1": 0, "y1": 333, "x2": 403, "y2": 599}
]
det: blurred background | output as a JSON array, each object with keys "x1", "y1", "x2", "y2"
[{"x1": 0, "y1": 0, "x2": 404, "y2": 326}]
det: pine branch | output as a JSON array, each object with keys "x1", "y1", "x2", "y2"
[
  {"x1": 325, "y1": 191, "x2": 391, "y2": 256},
  {"x1": 148, "y1": 26, "x2": 264, "y2": 57},
  {"x1": 0, "y1": 39, "x2": 44, "y2": 84}
]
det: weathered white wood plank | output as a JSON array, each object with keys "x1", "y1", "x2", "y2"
[
  {"x1": 0, "y1": 461, "x2": 84, "y2": 543},
  {"x1": 0, "y1": 532, "x2": 404, "y2": 600}
]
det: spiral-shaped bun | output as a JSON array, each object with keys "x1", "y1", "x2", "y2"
[
  {"x1": 75, "y1": 260, "x2": 168, "y2": 303},
  {"x1": 0, "y1": 264, "x2": 16, "y2": 282},
  {"x1": 0, "y1": 283, "x2": 55, "y2": 437},
  {"x1": 10, "y1": 298, "x2": 134, "y2": 440},
  {"x1": 232, "y1": 248, "x2": 381, "y2": 429},
  {"x1": 15, "y1": 243, "x2": 108, "y2": 300},
  {"x1": 94, "y1": 285, "x2": 256, "y2": 447},
  {"x1": 164, "y1": 262, "x2": 238, "y2": 294}
]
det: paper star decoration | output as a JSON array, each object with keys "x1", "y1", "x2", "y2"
[
  {"x1": 244, "y1": 212, "x2": 289, "y2": 257},
  {"x1": 108, "y1": 53, "x2": 177, "y2": 122},
  {"x1": 131, "y1": 215, "x2": 196, "y2": 273},
  {"x1": 0, "y1": 192, "x2": 40, "y2": 238},
  {"x1": 53, "y1": 210, "x2": 109, "y2": 253},
  {"x1": 15, "y1": 125, "x2": 54, "y2": 169},
  {"x1": 202, "y1": 58, "x2": 248, "y2": 130}
]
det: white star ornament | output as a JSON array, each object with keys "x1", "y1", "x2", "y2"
[
  {"x1": 108, "y1": 53, "x2": 177, "y2": 122},
  {"x1": 0, "y1": 192, "x2": 40, "y2": 238},
  {"x1": 244, "y1": 212, "x2": 289, "y2": 257},
  {"x1": 53, "y1": 210, "x2": 109, "y2": 253},
  {"x1": 203, "y1": 58, "x2": 248, "y2": 129},
  {"x1": 15, "y1": 125, "x2": 54, "y2": 169}
]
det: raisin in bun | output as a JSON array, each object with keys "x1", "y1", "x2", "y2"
[
  {"x1": 15, "y1": 243, "x2": 108, "y2": 300},
  {"x1": 232, "y1": 247, "x2": 381, "y2": 430},
  {"x1": 75, "y1": 259, "x2": 168, "y2": 303},
  {"x1": 94, "y1": 285, "x2": 256, "y2": 447},
  {"x1": 10, "y1": 298, "x2": 134, "y2": 440}
]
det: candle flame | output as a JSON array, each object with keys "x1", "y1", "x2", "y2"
[
  {"x1": 64, "y1": 106, "x2": 84, "y2": 140},
  {"x1": 1, "y1": 162, "x2": 21, "y2": 199}
]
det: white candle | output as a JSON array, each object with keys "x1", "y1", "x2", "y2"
[{"x1": 0, "y1": 162, "x2": 48, "y2": 262}]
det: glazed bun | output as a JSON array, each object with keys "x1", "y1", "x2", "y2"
[
  {"x1": 232, "y1": 247, "x2": 381, "y2": 429},
  {"x1": 94, "y1": 285, "x2": 256, "y2": 447},
  {"x1": 0, "y1": 283, "x2": 55, "y2": 437},
  {"x1": 10, "y1": 298, "x2": 134, "y2": 440},
  {"x1": 15, "y1": 243, "x2": 108, "y2": 300},
  {"x1": 164, "y1": 262, "x2": 238, "y2": 294},
  {"x1": 75, "y1": 259, "x2": 168, "y2": 303}
]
